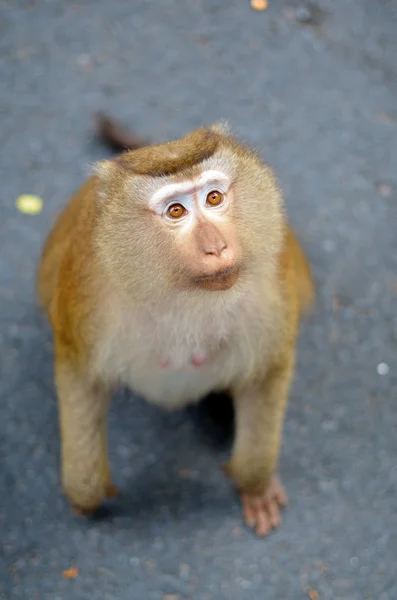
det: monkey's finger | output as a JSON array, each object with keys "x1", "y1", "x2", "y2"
[
  {"x1": 243, "y1": 505, "x2": 257, "y2": 529},
  {"x1": 273, "y1": 480, "x2": 288, "y2": 506},
  {"x1": 256, "y1": 507, "x2": 271, "y2": 537},
  {"x1": 266, "y1": 499, "x2": 281, "y2": 528},
  {"x1": 242, "y1": 495, "x2": 257, "y2": 529}
]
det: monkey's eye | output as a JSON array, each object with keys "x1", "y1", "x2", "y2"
[
  {"x1": 206, "y1": 190, "x2": 224, "y2": 207},
  {"x1": 166, "y1": 203, "x2": 187, "y2": 219}
]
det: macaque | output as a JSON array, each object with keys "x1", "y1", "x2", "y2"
[{"x1": 37, "y1": 117, "x2": 314, "y2": 537}]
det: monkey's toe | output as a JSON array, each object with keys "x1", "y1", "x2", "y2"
[
  {"x1": 72, "y1": 504, "x2": 97, "y2": 518},
  {"x1": 241, "y1": 475, "x2": 288, "y2": 537}
]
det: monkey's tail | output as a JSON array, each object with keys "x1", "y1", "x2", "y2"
[{"x1": 95, "y1": 112, "x2": 149, "y2": 151}]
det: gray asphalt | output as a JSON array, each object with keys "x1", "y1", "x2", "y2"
[{"x1": 1, "y1": 1, "x2": 397, "y2": 599}]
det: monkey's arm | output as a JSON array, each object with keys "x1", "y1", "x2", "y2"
[
  {"x1": 51, "y1": 258, "x2": 113, "y2": 512},
  {"x1": 225, "y1": 224, "x2": 312, "y2": 536},
  {"x1": 55, "y1": 353, "x2": 113, "y2": 513},
  {"x1": 40, "y1": 181, "x2": 117, "y2": 513},
  {"x1": 225, "y1": 355, "x2": 294, "y2": 536}
]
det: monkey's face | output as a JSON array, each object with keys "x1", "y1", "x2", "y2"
[
  {"x1": 147, "y1": 169, "x2": 241, "y2": 292},
  {"x1": 94, "y1": 128, "x2": 284, "y2": 300}
]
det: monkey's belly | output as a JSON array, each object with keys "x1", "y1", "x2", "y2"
[{"x1": 122, "y1": 360, "x2": 229, "y2": 409}]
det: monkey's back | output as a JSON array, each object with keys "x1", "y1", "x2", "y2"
[
  {"x1": 36, "y1": 178, "x2": 97, "y2": 315},
  {"x1": 282, "y1": 226, "x2": 315, "y2": 318}
]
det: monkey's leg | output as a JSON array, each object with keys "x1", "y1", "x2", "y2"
[
  {"x1": 55, "y1": 360, "x2": 115, "y2": 514},
  {"x1": 225, "y1": 358, "x2": 294, "y2": 537}
]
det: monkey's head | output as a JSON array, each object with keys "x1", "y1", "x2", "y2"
[{"x1": 94, "y1": 124, "x2": 284, "y2": 302}]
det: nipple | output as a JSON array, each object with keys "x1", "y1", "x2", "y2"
[{"x1": 191, "y1": 353, "x2": 206, "y2": 367}]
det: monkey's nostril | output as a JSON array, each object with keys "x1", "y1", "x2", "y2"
[{"x1": 204, "y1": 241, "x2": 227, "y2": 257}]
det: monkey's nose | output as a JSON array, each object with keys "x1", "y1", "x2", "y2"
[
  {"x1": 203, "y1": 239, "x2": 227, "y2": 257},
  {"x1": 195, "y1": 220, "x2": 228, "y2": 258}
]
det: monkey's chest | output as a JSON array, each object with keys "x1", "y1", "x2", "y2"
[
  {"x1": 116, "y1": 334, "x2": 238, "y2": 409},
  {"x1": 100, "y1": 289, "x2": 270, "y2": 408},
  {"x1": 127, "y1": 358, "x2": 229, "y2": 408},
  {"x1": 106, "y1": 319, "x2": 252, "y2": 408}
]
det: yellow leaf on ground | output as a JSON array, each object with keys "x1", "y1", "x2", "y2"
[
  {"x1": 16, "y1": 194, "x2": 43, "y2": 215},
  {"x1": 63, "y1": 567, "x2": 79, "y2": 579},
  {"x1": 251, "y1": 0, "x2": 268, "y2": 11}
]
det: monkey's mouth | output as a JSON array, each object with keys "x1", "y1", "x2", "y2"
[{"x1": 193, "y1": 266, "x2": 240, "y2": 291}]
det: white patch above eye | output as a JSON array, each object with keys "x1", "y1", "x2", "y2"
[
  {"x1": 149, "y1": 170, "x2": 230, "y2": 215},
  {"x1": 198, "y1": 170, "x2": 230, "y2": 190}
]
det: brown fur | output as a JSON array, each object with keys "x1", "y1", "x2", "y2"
[
  {"x1": 37, "y1": 123, "x2": 314, "y2": 536},
  {"x1": 115, "y1": 128, "x2": 219, "y2": 176}
]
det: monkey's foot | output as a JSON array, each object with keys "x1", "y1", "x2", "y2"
[
  {"x1": 73, "y1": 504, "x2": 96, "y2": 518},
  {"x1": 241, "y1": 475, "x2": 288, "y2": 537},
  {"x1": 71, "y1": 483, "x2": 119, "y2": 517}
]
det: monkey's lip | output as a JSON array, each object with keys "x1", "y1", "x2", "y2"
[{"x1": 193, "y1": 266, "x2": 240, "y2": 291}]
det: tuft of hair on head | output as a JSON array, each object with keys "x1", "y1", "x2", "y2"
[
  {"x1": 92, "y1": 159, "x2": 114, "y2": 180},
  {"x1": 108, "y1": 127, "x2": 224, "y2": 178},
  {"x1": 210, "y1": 120, "x2": 231, "y2": 136},
  {"x1": 92, "y1": 123, "x2": 237, "y2": 188}
]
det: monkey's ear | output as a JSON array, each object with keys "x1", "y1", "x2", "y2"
[
  {"x1": 210, "y1": 120, "x2": 231, "y2": 136},
  {"x1": 92, "y1": 159, "x2": 124, "y2": 203},
  {"x1": 92, "y1": 159, "x2": 115, "y2": 181}
]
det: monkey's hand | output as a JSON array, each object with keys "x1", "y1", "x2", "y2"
[{"x1": 240, "y1": 475, "x2": 288, "y2": 537}]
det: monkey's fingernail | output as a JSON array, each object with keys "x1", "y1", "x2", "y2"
[
  {"x1": 276, "y1": 489, "x2": 288, "y2": 506},
  {"x1": 242, "y1": 500, "x2": 255, "y2": 528},
  {"x1": 269, "y1": 508, "x2": 281, "y2": 528},
  {"x1": 256, "y1": 511, "x2": 271, "y2": 536},
  {"x1": 257, "y1": 523, "x2": 270, "y2": 537},
  {"x1": 243, "y1": 507, "x2": 257, "y2": 529},
  {"x1": 16, "y1": 194, "x2": 43, "y2": 215},
  {"x1": 246, "y1": 514, "x2": 256, "y2": 527}
]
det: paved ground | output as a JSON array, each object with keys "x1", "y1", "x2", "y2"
[{"x1": 1, "y1": 1, "x2": 397, "y2": 598}]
